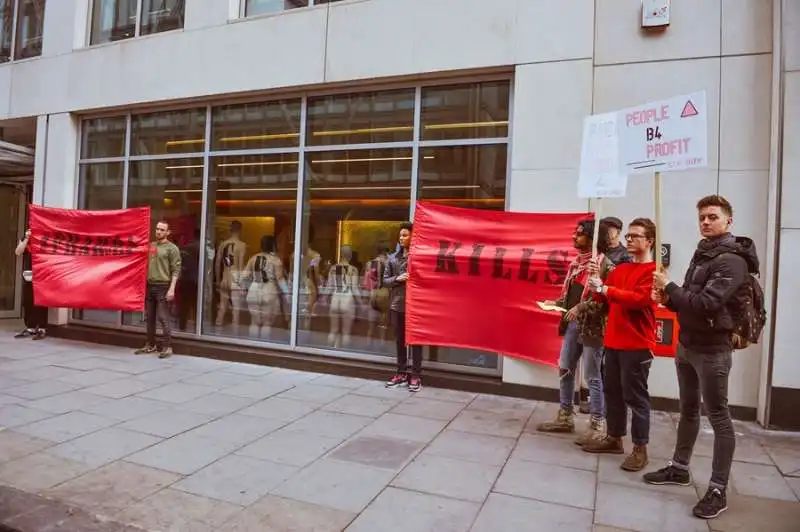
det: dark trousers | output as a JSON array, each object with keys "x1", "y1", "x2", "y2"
[
  {"x1": 604, "y1": 348, "x2": 653, "y2": 445},
  {"x1": 673, "y1": 345, "x2": 735, "y2": 489},
  {"x1": 146, "y1": 283, "x2": 172, "y2": 348},
  {"x1": 391, "y1": 310, "x2": 422, "y2": 376},
  {"x1": 22, "y1": 281, "x2": 48, "y2": 330}
]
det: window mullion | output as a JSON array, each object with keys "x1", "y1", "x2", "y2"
[
  {"x1": 135, "y1": 0, "x2": 144, "y2": 37},
  {"x1": 9, "y1": 0, "x2": 19, "y2": 60}
]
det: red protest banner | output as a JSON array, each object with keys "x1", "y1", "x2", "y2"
[
  {"x1": 406, "y1": 202, "x2": 591, "y2": 367},
  {"x1": 29, "y1": 205, "x2": 151, "y2": 311}
]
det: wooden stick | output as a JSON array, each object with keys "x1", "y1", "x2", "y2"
[
  {"x1": 592, "y1": 198, "x2": 603, "y2": 260},
  {"x1": 654, "y1": 171, "x2": 663, "y2": 269}
]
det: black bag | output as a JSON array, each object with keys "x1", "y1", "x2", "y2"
[{"x1": 729, "y1": 273, "x2": 767, "y2": 350}]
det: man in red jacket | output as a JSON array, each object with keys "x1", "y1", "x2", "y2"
[{"x1": 581, "y1": 218, "x2": 657, "y2": 473}]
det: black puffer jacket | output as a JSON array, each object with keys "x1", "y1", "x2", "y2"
[{"x1": 665, "y1": 234, "x2": 758, "y2": 353}]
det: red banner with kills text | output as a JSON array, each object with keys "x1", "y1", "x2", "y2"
[
  {"x1": 406, "y1": 202, "x2": 591, "y2": 367},
  {"x1": 29, "y1": 205, "x2": 151, "y2": 311}
]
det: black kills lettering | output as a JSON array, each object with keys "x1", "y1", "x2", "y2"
[
  {"x1": 435, "y1": 240, "x2": 461, "y2": 274},
  {"x1": 38, "y1": 232, "x2": 137, "y2": 256},
  {"x1": 434, "y1": 240, "x2": 570, "y2": 285}
]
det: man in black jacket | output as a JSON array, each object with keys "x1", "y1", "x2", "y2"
[
  {"x1": 602, "y1": 216, "x2": 633, "y2": 265},
  {"x1": 645, "y1": 195, "x2": 756, "y2": 520},
  {"x1": 384, "y1": 222, "x2": 423, "y2": 392}
]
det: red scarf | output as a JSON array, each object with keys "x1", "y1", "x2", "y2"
[{"x1": 561, "y1": 251, "x2": 606, "y2": 301}]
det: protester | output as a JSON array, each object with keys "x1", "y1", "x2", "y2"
[
  {"x1": 645, "y1": 195, "x2": 757, "y2": 520},
  {"x1": 537, "y1": 220, "x2": 613, "y2": 443},
  {"x1": 135, "y1": 220, "x2": 181, "y2": 359},
  {"x1": 581, "y1": 218, "x2": 657, "y2": 473},
  {"x1": 13, "y1": 229, "x2": 47, "y2": 340},
  {"x1": 384, "y1": 222, "x2": 423, "y2": 392},
  {"x1": 602, "y1": 216, "x2": 633, "y2": 265}
]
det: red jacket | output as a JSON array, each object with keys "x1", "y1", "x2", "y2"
[{"x1": 602, "y1": 262, "x2": 657, "y2": 351}]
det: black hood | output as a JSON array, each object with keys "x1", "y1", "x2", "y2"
[{"x1": 699, "y1": 234, "x2": 760, "y2": 275}]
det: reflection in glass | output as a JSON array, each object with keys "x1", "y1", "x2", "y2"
[
  {"x1": 0, "y1": 1, "x2": 14, "y2": 63},
  {"x1": 418, "y1": 144, "x2": 507, "y2": 209},
  {"x1": 421, "y1": 81, "x2": 510, "y2": 141},
  {"x1": 246, "y1": 0, "x2": 308, "y2": 15},
  {"x1": 72, "y1": 163, "x2": 125, "y2": 323},
  {"x1": 91, "y1": 0, "x2": 137, "y2": 45},
  {"x1": 131, "y1": 109, "x2": 206, "y2": 157},
  {"x1": 81, "y1": 116, "x2": 127, "y2": 160},
  {"x1": 122, "y1": 159, "x2": 204, "y2": 330},
  {"x1": 297, "y1": 148, "x2": 410, "y2": 354},
  {"x1": 140, "y1": 0, "x2": 184, "y2": 36},
  {"x1": 14, "y1": 0, "x2": 45, "y2": 60},
  {"x1": 211, "y1": 100, "x2": 301, "y2": 152},
  {"x1": 306, "y1": 89, "x2": 415, "y2": 146},
  {"x1": 203, "y1": 154, "x2": 299, "y2": 344},
  {"x1": 417, "y1": 144, "x2": 507, "y2": 370}
]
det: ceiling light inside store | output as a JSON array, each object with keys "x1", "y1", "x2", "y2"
[
  {"x1": 164, "y1": 184, "x2": 480, "y2": 194},
  {"x1": 423, "y1": 120, "x2": 508, "y2": 130},
  {"x1": 218, "y1": 133, "x2": 301, "y2": 142},
  {"x1": 164, "y1": 139, "x2": 205, "y2": 147}
]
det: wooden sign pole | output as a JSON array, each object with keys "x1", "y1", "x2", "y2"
[
  {"x1": 592, "y1": 198, "x2": 603, "y2": 260},
  {"x1": 654, "y1": 171, "x2": 663, "y2": 269}
]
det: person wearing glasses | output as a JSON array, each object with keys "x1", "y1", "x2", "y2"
[
  {"x1": 14, "y1": 229, "x2": 47, "y2": 340},
  {"x1": 581, "y1": 218, "x2": 658, "y2": 474}
]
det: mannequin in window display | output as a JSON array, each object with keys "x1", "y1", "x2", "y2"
[
  {"x1": 363, "y1": 245, "x2": 391, "y2": 347},
  {"x1": 291, "y1": 225, "x2": 321, "y2": 324},
  {"x1": 326, "y1": 245, "x2": 361, "y2": 348},
  {"x1": 215, "y1": 220, "x2": 248, "y2": 329},
  {"x1": 245, "y1": 236, "x2": 288, "y2": 340}
]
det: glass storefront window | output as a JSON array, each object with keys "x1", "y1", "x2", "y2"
[
  {"x1": 122, "y1": 158, "x2": 204, "y2": 331},
  {"x1": 73, "y1": 163, "x2": 125, "y2": 324},
  {"x1": 306, "y1": 89, "x2": 415, "y2": 146},
  {"x1": 81, "y1": 116, "x2": 127, "y2": 160},
  {"x1": 211, "y1": 100, "x2": 302, "y2": 152},
  {"x1": 131, "y1": 109, "x2": 206, "y2": 156},
  {"x1": 74, "y1": 80, "x2": 511, "y2": 375},
  {"x1": 421, "y1": 81, "x2": 510, "y2": 141},
  {"x1": 91, "y1": 0, "x2": 183, "y2": 45},
  {"x1": 0, "y1": 0, "x2": 45, "y2": 62},
  {"x1": 296, "y1": 148, "x2": 411, "y2": 355},
  {"x1": 203, "y1": 153, "x2": 299, "y2": 344},
  {"x1": 140, "y1": 0, "x2": 184, "y2": 36}
]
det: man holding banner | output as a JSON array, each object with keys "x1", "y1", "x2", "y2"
[
  {"x1": 582, "y1": 218, "x2": 657, "y2": 473},
  {"x1": 135, "y1": 221, "x2": 181, "y2": 359},
  {"x1": 537, "y1": 219, "x2": 613, "y2": 443}
]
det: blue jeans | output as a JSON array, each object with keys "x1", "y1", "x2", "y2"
[{"x1": 559, "y1": 321, "x2": 604, "y2": 418}]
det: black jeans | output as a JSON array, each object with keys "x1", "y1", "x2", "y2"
[
  {"x1": 673, "y1": 345, "x2": 735, "y2": 489},
  {"x1": 146, "y1": 283, "x2": 172, "y2": 349},
  {"x1": 604, "y1": 348, "x2": 653, "y2": 445},
  {"x1": 22, "y1": 281, "x2": 48, "y2": 330},
  {"x1": 391, "y1": 310, "x2": 422, "y2": 376}
]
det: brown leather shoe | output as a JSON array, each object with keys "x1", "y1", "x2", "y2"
[
  {"x1": 621, "y1": 445, "x2": 649, "y2": 471},
  {"x1": 582, "y1": 435, "x2": 625, "y2": 454},
  {"x1": 536, "y1": 408, "x2": 575, "y2": 433},
  {"x1": 575, "y1": 417, "x2": 605, "y2": 446}
]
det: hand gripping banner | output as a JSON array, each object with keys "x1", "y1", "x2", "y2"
[
  {"x1": 406, "y1": 202, "x2": 590, "y2": 367},
  {"x1": 28, "y1": 205, "x2": 151, "y2": 311}
]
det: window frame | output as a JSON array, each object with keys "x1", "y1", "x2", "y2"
[
  {"x1": 88, "y1": 0, "x2": 185, "y2": 47},
  {"x1": 1, "y1": 0, "x2": 46, "y2": 63},
  {"x1": 241, "y1": 0, "x2": 346, "y2": 18},
  {"x1": 74, "y1": 77, "x2": 513, "y2": 378}
]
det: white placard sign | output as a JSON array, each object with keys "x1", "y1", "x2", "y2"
[
  {"x1": 617, "y1": 91, "x2": 708, "y2": 175},
  {"x1": 578, "y1": 112, "x2": 627, "y2": 198}
]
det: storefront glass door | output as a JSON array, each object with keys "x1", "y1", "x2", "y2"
[{"x1": 0, "y1": 185, "x2": 24, "y2": 319}]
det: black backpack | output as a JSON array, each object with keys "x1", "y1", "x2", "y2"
[{"x1": 729, "y1": 271, "x2": 767, "y2": 350}]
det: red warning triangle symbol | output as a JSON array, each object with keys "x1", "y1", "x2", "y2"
[{"x1": 681, "y1": 100, "x2": 699, "y2": 118}]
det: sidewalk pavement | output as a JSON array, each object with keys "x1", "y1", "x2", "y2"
[{"x1": 0, "y1": 326, "x2": 798, "y2": 531}]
